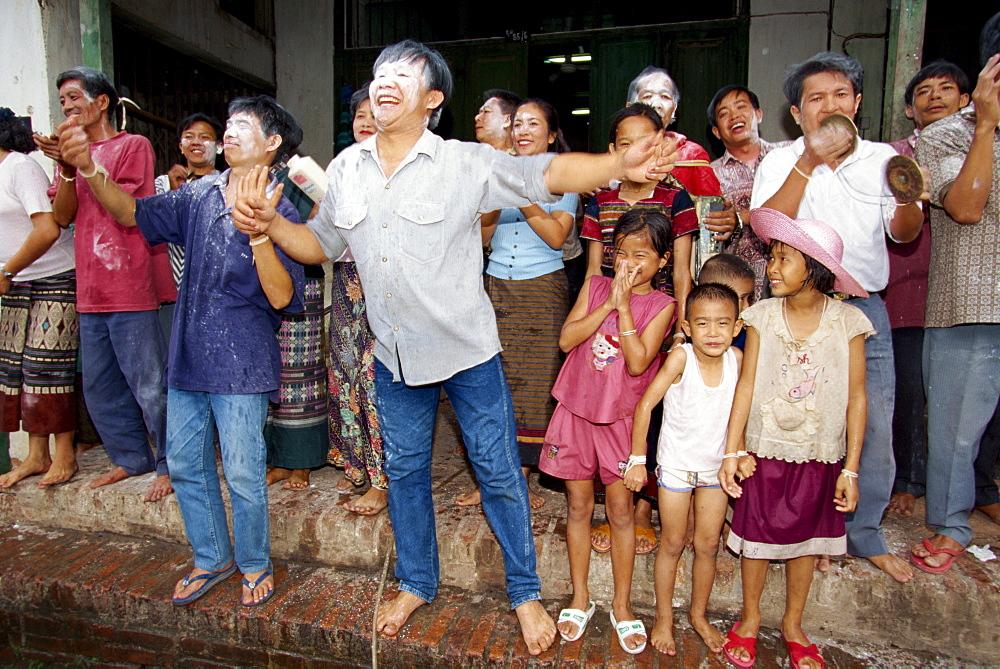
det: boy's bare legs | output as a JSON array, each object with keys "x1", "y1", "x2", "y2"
[
  {"x1": 606, "y1": 480, "x2": 645, "y2": 651},
  {"x1": 557, "y1": 479, "x2": 595, "y2": 640},
  {"x1": 650, "y1": 488, "x2": 690, "y2": 655},
  {"x1": 783, "y1": 555, "x2": 822, "y2": 669},
  {"x1": 727, "y1": 556, "x2": 768, "y2": 665},
  {"x1": 689, "y1": 487, "x2": 727, "y2": 652}
]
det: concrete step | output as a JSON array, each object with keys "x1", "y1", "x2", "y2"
[
  {"x1": 2, "y1": 398, "x2": 998, "y2": 664},
  {"x1": 0, "y1": 523, "x2": 960, "y2": 667}
]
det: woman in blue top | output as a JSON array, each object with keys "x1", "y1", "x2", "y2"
[{"x1": 456, "y1": 98, "x2": 578, "y2": 509}]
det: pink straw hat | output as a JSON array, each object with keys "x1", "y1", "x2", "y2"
[{"x1": 749, "y1": 208, "x2": 869, "y2": 298}]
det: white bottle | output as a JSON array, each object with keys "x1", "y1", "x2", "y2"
[{"x1": 287, "y1": 154, "x2": 329, "y2": 204}]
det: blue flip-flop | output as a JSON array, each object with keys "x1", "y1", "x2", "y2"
[
  {"x1": 241, "y1": 567, "x2": 275, "y2": 607},
  {"x1": 171, "y1": 562, "x2": 237, "y2": 606}
]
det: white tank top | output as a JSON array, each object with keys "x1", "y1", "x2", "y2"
[{"x1": 656, "y1": 343, "x2": 738, "y2": 472}]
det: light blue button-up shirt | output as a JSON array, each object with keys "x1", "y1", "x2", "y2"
[
  {"x1": 308, "y1": 130, "x2": 557, "y2": 384},
  {"x1": 486, "y1": 192, "x2": 579, "y2": 281}
]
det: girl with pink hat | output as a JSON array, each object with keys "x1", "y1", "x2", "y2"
[{"x1": 719, "y1": 207, "x2": 871, "y2": 669}]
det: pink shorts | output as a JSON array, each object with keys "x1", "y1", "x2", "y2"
[{"x1": 538, "y1": 403, "x2": 632, "y2": 485}]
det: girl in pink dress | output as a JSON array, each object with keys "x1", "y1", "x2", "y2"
[{"x1": 540, "y1": 208, "x2": 676, "y2": 654}]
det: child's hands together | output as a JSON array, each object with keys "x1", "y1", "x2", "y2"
[
  {"x1": 608, "y1": 259, "x2": 640, "y2": 312},
  {"x1": 719, "y1": 458, "x2": 742, "y2": 498},
  {"x1": 737, "y1": 454, "x2": 756, "y2": 479},
  {"x1": 834, "y1": 472, "x2": 859, "y2": 513}
]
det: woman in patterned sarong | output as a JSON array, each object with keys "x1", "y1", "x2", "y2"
[
  {"x1": 0, "y1": 107, "x2": 79, "y2": 489},
  {"x1": 326, "y1": 87, "x2": 388, "y2": 515}
]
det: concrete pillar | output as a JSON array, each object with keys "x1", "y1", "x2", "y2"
[
  {"x1": 882, "y1": 0, "x2": 926, "y2": 143},
  {"x1": 80, "y1": 0, "x2": 114, "y2": 80},
  {"x1": 274, "y1": 0, "x2": 336, "y2": 166}
]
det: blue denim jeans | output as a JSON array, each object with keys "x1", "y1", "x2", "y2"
[
  {"x1": 843, "y1": 295, "x2": 895, "y2": 557},
  {"x1": 166, "y1": 387, "x2": 271, "y2": 573},
  {"x1": 79, "y1": 311, "x2": 168, "y2": 476},
  {"x1": 923, "y1": 324, "x2": 1000, "y2": 546},
  {"x1": 375, "y1": 355, "x2": 541, "y2": 609}
]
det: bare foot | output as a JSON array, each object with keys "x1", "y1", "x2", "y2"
[
  {"x1": 0, "y1": 454, "x2": 51, "y2": 488},
  {"x1": 10, "y1": 457, "x2": 21, "y2": 467},
  {"x1": 815, "y1": 554, "x2": 830, "y2": 573},
  {"x1": 690, "y1": 613, "x2": 724, "y2": 653},
  {"x1": 455, "y1": 488, "x2": 481, "y2": 506},
  {"x1": 39, "y1": 453, "x2": 78, "y2": 488},
  {"x1": 375, "y1": 591, "x2": 426, "y2": 637},
  {"x1": 89, "y1": 466, "x2": 131, "y2": 489},
  {"x1": 283, "y1": 469, "x2": 310, "y2": 490},
  {"x1": 649, "y1": 615, "x2": 676, "y2": 655},
  {"x1": 975, "y1": 502, "x2": 1000, "y2": 526},
  {"x1": 336, "y1": 475, "x2": 356, "y2": 492},
  {"x1": 528, "y1": 488, "x2": 546, "y2": 509},
  {"x1": 266, "y1": 467, "x2": 291, "y2": 486},
  {"x1": 868, "y1": 553, "x2": 914, "y2": 583},
  {"x1": 514, "y1": 600, "x2": 556, "y2": 656},
  {"x1": 241, "y1": 568, "x2": 274, "y2": 606},
  {"x1": 345, "y1": 486, "x2": 388, "y2": 515},
  {"x1": 144, "y1": 474, "x2": 173, "y2": 502},
  {"x1": 888, "y1": 491, "x2": 916, "y2": 515},
  {"x1": 590, "y1": 523, "x2": 611, "y2": 552}
]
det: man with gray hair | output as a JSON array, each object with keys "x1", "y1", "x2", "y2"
[
  {"x1": 233, "y1": 39, "x2": 679, "y2": 654},
  {"x1": 750, "y1": 52, "x2": 924, "y2": 595}
]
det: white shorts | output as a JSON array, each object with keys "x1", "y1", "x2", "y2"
[{"x1": 656, "y1": 465, "x2": 721, "y2": 493}]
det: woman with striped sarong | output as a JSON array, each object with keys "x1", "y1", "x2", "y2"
[
  {"x1": 0, "y1": 107, "x2": 79, "y2": 489},
  {"x1": 455, "y1": 98, "x2": 577, "y2": 509}
]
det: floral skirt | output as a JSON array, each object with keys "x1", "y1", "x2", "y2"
[{"x1": 327, "y1": 263, "x2": 387, "y2": 489}]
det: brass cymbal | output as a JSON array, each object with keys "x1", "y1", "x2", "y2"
[
  {"x1": 819, "y1": 114, "x2": 858, "y2": 158},
  {"x1": 885, "y1": 154, "x2": 924, "y2": 204}
]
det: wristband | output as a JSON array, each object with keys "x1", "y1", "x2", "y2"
[
  {"x1": 672, "y1": 333, "x2": 686, "y2": 340},
  {"x1": 624, "y1": 455, "x2": 646, "y2": 473},
  {"x1": 737, "y1": 450, "x2": 748, "y2": 458},
  {"x1": 1, "y1": 267, "x2": 14, "y2": 280},
  {"x1": 840, "y1": 468, "x2": 858, "y2": 479},
  {"x1": 59, "y1": 172, "x2": 76, "y2": 182},
  {"x1": 249, "y1": 235, "x2": 271, "y2": 247},
  {"x1": 79, "y1": 161, "x2": 107, "y2": 180},
  {"x1": 722, "y1": 453, "x2": 740, "y2": 460},
  {"x1": 793, "y1": 163, "x2": 812, "y2": 180},
  {"x1": 619, "y1": 329, "x2": 637, "y2": 337}
]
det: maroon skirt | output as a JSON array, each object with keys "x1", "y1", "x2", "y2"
[{"x1": 727, "y1": 456, "x2": 846, "y2": 559}]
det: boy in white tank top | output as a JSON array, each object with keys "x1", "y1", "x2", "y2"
[{"x1": 624, "y1": 283, "x2": 743, "y2": 656}]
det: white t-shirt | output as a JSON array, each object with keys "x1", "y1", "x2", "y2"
[
  {"x1": 657, "y1": 342, "x2": 739, "y2": 472},
  {"x1": 0, "y1": 152, "x2": 75, "y2": 280},
  {"x1": 750, "y1": 137, "x2": 898, "y2": 293}
]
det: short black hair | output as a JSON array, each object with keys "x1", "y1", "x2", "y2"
[
  {"x1": 782, "y1": 52, "x2": 864, "y2": 107},
  {"x1": 707, "y1": 85, "x2": 761, "y2": 127},
  {"x1": 0, "y1": 108, "x2": 36, "y2": 154},
  {"x1": 56, "y1": 66, "x2": 119, "y2": 125},
  {"x1": 768, "y1": 240, "x2": 836, "y2": 294},
  {"x1": 903, "y1": 60, "x2": 970, "y2": 106},
  {"x1": 176, "y1": 113, "x2": 223, "y2": 144},
  {"x1": 686, "y1": 283, "x2": 739, "y2": 320},
  {"x1": 698, "y1": 253, "x2": 756, "y2": 286},
  {"x1": 373, "y1": 39, "x2": 453, "y2": 130},
  {"x1": 613, "y1": 208, "x2": 672, "y2": 259},
  {"x1": 608, "y1": 103, "x2": 662, "y2": 146},
  {"x1": 350, "y1": 84, "x2": 371, "y2": 118},
  {"x1": 517, "y1": 98, "x2": 570, "y2": 153},
  {"x1": 484, "y1": 89, "x2": 521, "y2": 118},
  {"x1": 227, "y1": 95, "x2": 303, "y2": 165},
  {"x1": 982, "y1": 12, "x2": 1000, "y2": 68}
]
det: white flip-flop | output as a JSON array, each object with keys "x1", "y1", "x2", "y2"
[
  {"x1": 610, "y1": 611, "x2": 647, "y2": 654},
  {"x1": 557, "y1": 600, "x2": 596, "y2": 642}
]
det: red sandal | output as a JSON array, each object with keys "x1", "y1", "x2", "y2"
[
  {"x1": 723, "y1": 623, "x2": 757, "y2": 667},
  {"x1": 782, "y1": 635, "x2": 825, "y2": 669}
]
